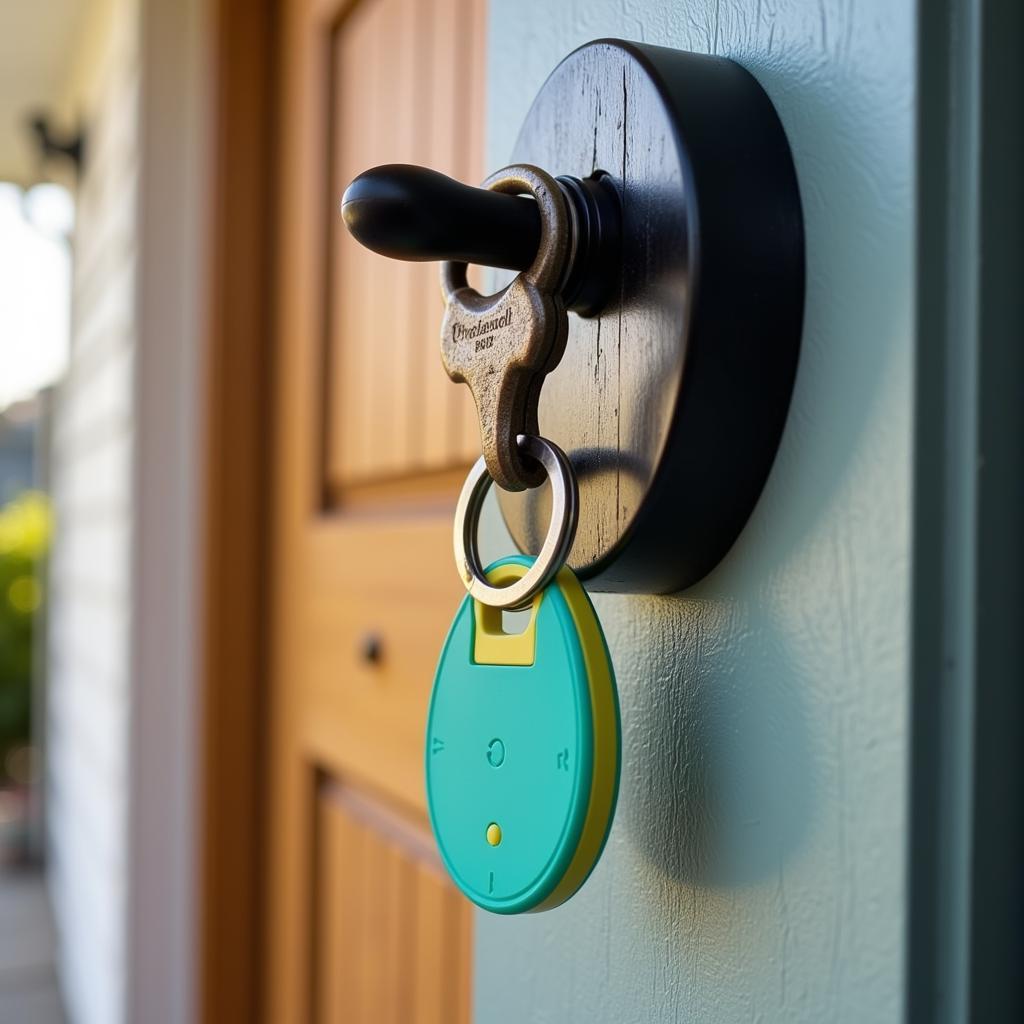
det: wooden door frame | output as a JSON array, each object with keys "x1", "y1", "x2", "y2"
[
  {"x1": 195, "y1": 0, "x2": 482, "y2": 1018},
  {"x1": 196, "y1": 0, "x2": 276, "y2": 1020}
]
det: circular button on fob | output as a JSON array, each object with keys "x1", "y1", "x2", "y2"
[{"x1": 426, "y1": 556, "x2": 620, "y2": 914}]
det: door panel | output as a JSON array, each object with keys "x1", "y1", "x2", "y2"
[
  {"x1": 268, "y1": 0, "x2": 485, "y2": 1019},
  {"x1": 316, "y1": 783, "x2": 472, "y2": 1024},
  {"x1": 327, "y1": 0, "x2": 484, "y2": 496}
]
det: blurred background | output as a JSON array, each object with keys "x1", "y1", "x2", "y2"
[
  {"x1": 1, "y1": 0, "x2": 1018, "y2": 1023},
  {"x1": 1, "y1": 4, "x2": 90, "y2": 1020},
  {"x1": 0, "y1": 0, "x2": 484, "y2": 1020},
  {"x1": 1, "y1": 0, "x2": 221, "y2": 1019}
]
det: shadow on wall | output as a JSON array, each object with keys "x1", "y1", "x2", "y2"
[
  {"x1": 476, "y1": 0, "x2": 913, "y2": 1019},
  {"x1": 608, "y1": 45, "x2": 911, "y2": 899},
  {"x1": 616, "y1": 593, "x2": 815, "y2": 890}
]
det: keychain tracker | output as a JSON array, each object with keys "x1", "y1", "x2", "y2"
[
  {"x1": 427, "y1": 434, "x2": 620, "y2": 914},
  {"x1": 423, "y1": 164, "x2": 620, "y2": 914}
]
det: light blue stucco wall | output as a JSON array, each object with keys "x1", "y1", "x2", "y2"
[{"x1": 476, "y1": 1, "x2": 914, "y2": 1020}]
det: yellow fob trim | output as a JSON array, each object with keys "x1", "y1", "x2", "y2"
[
  {"x1": 472, "y1": 562, "x2": 543, "y2": 666},
  {"x1": 530, "y1": 564, "x2": 619, "y2": 911}
]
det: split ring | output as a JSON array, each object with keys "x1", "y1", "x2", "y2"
[
  {"x1": 453, "y1": 434, "x2": 578, "y2": 610},
  {"x1": 440, "y1": 163, "x2": 570, "y2": 302}
]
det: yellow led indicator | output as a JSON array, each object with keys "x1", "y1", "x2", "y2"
[{"x1": 486, "y1": 822, "x2": 502, "y2": 846}]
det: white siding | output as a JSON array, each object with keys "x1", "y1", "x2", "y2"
[{"x1": 46, "y1": 3, "x2": 138, "y2": 1023}]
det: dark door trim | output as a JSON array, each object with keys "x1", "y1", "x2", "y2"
[{"x1": 909, "y1": 0, "x2": 1024, "y2": 1019}]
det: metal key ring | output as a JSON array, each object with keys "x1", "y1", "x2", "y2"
[
  {"x1": 453, "y1": 434, "x2": 578, "y2": 610},
  {"x1": 440, "y1": 164, "x2": 570, "y2": 303}
]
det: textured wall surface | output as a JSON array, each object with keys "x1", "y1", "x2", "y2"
[
  {"x1": 45, "y1": 2, "x2": 139, "y2": 1022},
  {"x1": 476, "y1": 1, "x2": 914, "y2": 1020}
]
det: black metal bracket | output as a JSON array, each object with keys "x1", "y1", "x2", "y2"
[{"x1": 341, "y1": 39, "x2": 804, "y2": 595}]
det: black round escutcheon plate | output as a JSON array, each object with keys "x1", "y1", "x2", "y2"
[{"x1": 497, "y1": 39, "x2": 805, "y2": 593}]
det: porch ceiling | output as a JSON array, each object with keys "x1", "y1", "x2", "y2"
[{"x1": 0, "y1": 0, "x2": 92, "y2": 186}]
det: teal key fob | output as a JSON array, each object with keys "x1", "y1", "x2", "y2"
[{"x1": 426, "y1": 556, "x2": 620, "y2": 914}]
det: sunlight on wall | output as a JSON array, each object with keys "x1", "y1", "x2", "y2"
[{"x1": 0, "y1": 181, "x2": 73, "y2": 411}]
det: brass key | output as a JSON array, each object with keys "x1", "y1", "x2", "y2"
[{"x1": 440, "y1": 165, "x2": 570, "y2": 491}]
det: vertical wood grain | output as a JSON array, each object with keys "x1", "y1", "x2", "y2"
[
  {"x1": 316, "y1": 794, "x2": 356, "y2": 1023},
  {"x1": 418, "y1": 0, "x2": 457, "y2": 470},
  {"x1": 454, "y1": 0, "x2": 490, "y2": 462},
  {"x1": 315, "y1": 787, "x2": 472, "y2": 1024},
  {"x1": 331, "y1": 0, "x2": 377, "y2": 483},
  {"x1": 364, "y1": 0, "x2": 410, "y2": 477},
  {"x1": 326, "y1": 0, "x2": 488, "y2": 495},
  {"x1": 267, "y1": 1, "x2": 478, "y2": 1020},
  {"x1": 411, "y1": 864, "x2": 450, "y2": 1023},
  {"x1": 452, "y1": 882, "x2": 474, "y2": 1024}
]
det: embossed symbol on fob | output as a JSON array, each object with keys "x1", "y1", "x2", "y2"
[
  {"x1": 556, "y1": 747, "x2": 570, "y2": 772},
  {"x1": 486, "y1": 737, "x2": 506, "y2": 768}
]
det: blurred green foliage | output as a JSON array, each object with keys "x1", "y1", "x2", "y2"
[{"x1": 0, "y1": 491, "x2": 50, "y2": 783}]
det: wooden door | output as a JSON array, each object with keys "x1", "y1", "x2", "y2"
[{"x1": 267, "y1": 0, "x2": 487, "y2": 1019}]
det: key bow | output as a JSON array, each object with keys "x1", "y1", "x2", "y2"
[{"x1": 440, "y1": 165, "x2": 571, "y2": 491}]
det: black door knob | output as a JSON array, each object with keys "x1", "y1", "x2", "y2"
[
  {"x1": 341, "y1": 163, "x2": 541, "y2": 272},
  {"x1": 341, "y1": 163, "x2": 621, "y2": 317}
]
